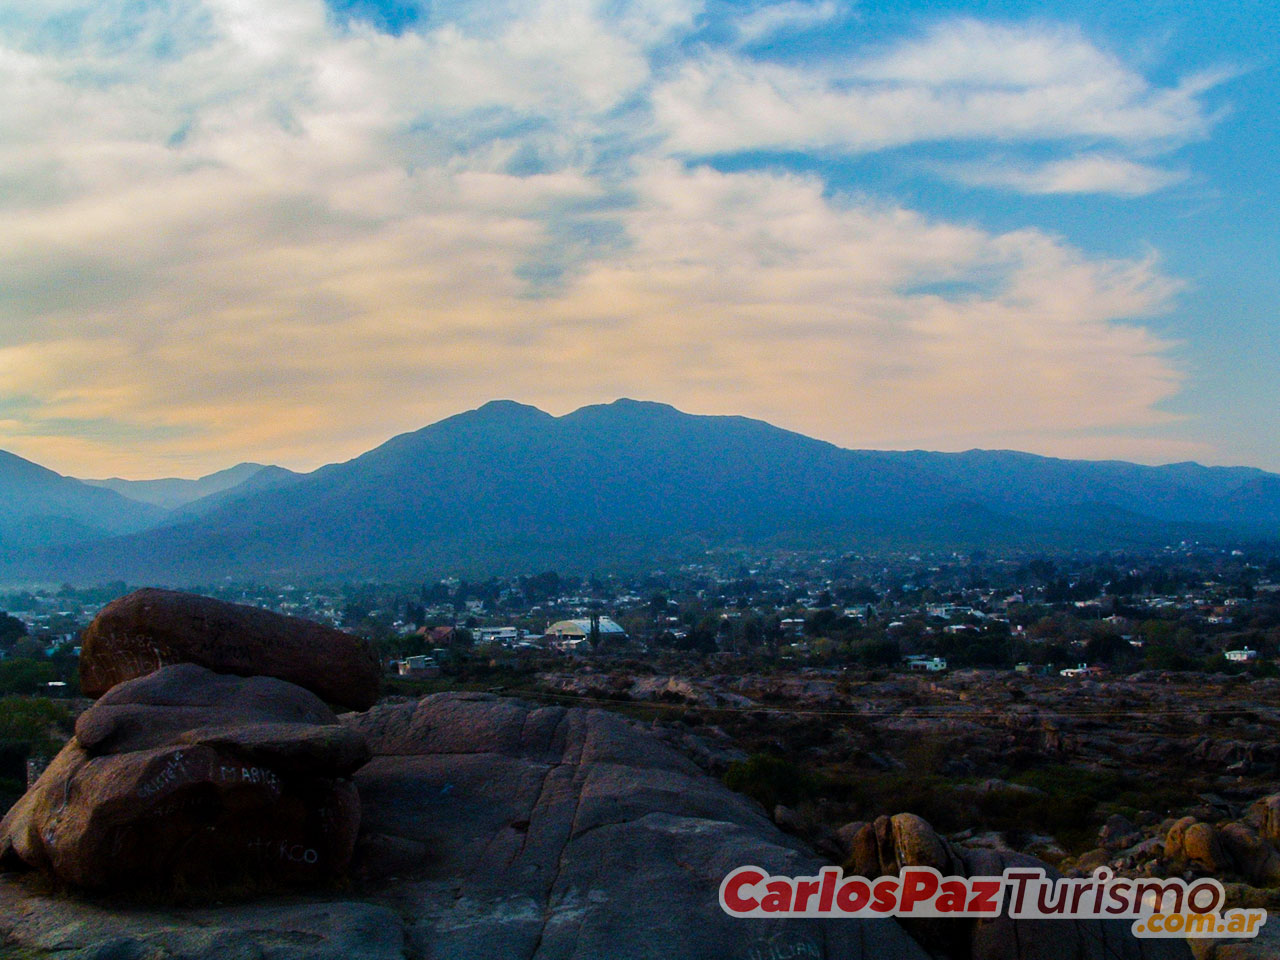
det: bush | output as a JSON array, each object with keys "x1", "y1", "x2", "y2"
[
  {"x1": 0, "y1": 697, "x2": 72, "y2": 757},
  {"x1": 0, "y1": 660, "x2": 56, "y2": 696},
  {"x1": 0, "y1": 697, "x2": 73, "y2": 814},
  {"x1": 0, "y1": 613, "x2": 26, "y2": 648},
  {"x1": 724, "y1": 754, "x2": 817, "y2": 810}
]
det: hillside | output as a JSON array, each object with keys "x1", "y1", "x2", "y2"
[
  {"x1": 0, "y1": 450, "x2": 167, "y2": 558},
  {"x1": 82, "y1": 463, "x2": 298, "y2": 510},
  {"x1": 4, "y1": 399, "x2": 1279, "y2": 583}
]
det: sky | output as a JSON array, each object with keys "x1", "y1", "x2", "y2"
[{"x1": 0, "y1": 0, "x2": 1276, "y2": 478}]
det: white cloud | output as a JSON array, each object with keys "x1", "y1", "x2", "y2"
[
  {"x1": 855, "y1": 19, "x2": 1137, "y2": 88},
  {"x1": 0, "y1": 1, "x2": 1207, "y2": 474},
  {"x1": 537, "y1": 162, "x2": 1183, "y2": 445},
  {"x1": 655, "y1": 20, "x2": 1220, "y2": 156},
  {"x1": 735, "y1": 1, "x2": 844, "y2": 45},
  {"x1": 943, "y1": 154, "x2": 1188, "y2": 196}
]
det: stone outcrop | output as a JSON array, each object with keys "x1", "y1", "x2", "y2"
[
  {"x1": 79, "y1": 588, "x2": 381, "y2": 710},
  {"x1": 341, "y1": 692, "x2": 936, "y2": 959},
  {"x1": 0, "y1": 689, "x2": 1204, "y2": 958},
  {"x1": 845, "y1": 808, "x2": 1190, "y2": 960},
  {"x1": 1147, "y1": 803, "x2": 1280, "y2": 886},
  {"x1": 0, "y1": 691, "x2": 932, "y2": 959},
  {"x1": 0, "y1": 664, "x2": 367, "y2": 895}
]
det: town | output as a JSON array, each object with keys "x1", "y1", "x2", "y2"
[
  {"x1": 4, "y1": 547, "x2": 1280, "y2": 956},
  {"x1": 3, "y1": 541, "x2": 1277, "y2": 692}
]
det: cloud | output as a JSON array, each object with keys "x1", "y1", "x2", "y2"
[
  {"x1": 0, "y1": 1, "x2": 1207, "y2": 475},
  {"x1": 943, "y1": 154, "x2": 1188, "y2": 196},
  {"x1": 655, "y1": 20, "x2": 1221, "y2": 156},
  {"x1": 537, "y1": 162, "x2": 1183, "y2": 445},
  {"x1": 734, "y1": 1, "x2": 844, "y2": 45}
]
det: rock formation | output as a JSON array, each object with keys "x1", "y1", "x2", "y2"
[
  {"x1": 79, "y1": 588, "x2": 381, "y2": 710},
  {"x1": 0, "y1": 664, "x2": 367, "y2": 895},
  {"x1": 842, "y1": 812, "x2": 1189, "y2": 960},
  {"x1": 0, "y1": 687, "x2": 1197, "y2": 958}
]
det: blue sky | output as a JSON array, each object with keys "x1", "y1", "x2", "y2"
[{"x1": 0, "y1": 0, "x2": 1274, "y2": 476}]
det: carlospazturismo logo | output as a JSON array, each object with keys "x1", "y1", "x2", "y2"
[{"x1": 719, "y1": 865, "x2": 1266, "y2": 939}]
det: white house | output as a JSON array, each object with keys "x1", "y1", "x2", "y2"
[
  {"x1": 473, "y1": 626, "x2": 521, "y2": 645},
  {"x1": 1060, "y1": 663, "x2": 1104, "y2": 678},
  {"x1": 397, "y1": 655, "x2": 440, "y2": 678}
]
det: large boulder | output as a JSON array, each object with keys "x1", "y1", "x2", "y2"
[
  {"x1": 1244, "y1": 794, "x2": 1280, "y2": 842},
  {"x1": 0, "y1": 664, "x2": 368, "y2": 895},
  {"x1": 960, "y1": 846, "x2": 1183, "y2": 960},
  {"x1": 79, "y1": 588, "x2": 381, "y2": 710},
  {"x1": 74, "y1": 660, "x2": 341, "y2": 753},
  {"x1": 1218, "y1": 821, "x2": 1280, "y2": 885},
  {"x1": 343, "y1": 693, "x2": 930, "y2": 959},
  {"x1": 1182, "y1": 822, "x2": 1234, "y2": 874}
]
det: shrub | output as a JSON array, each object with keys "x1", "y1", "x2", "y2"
[
  {"x1": 0, "y1": 696, "x2": 72, "y2": 757},
  {"x1": 724, "y1": 754, "x2": 817, "y2": 810},
  {"x1": 0, "y1": 660, "x2": 57, "y2": 696}
]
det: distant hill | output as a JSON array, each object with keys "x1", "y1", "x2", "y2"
[
  {"x1": 0, "y1": 450, "x2": 167, "y2": 557},
  {"x1": 4, "y1": 399, "x2": 1278, "y2": 585},
  {"x1": 82, "y1": 463, "x2": 297, "y2": 510},
  {"x1": 165, "y1": 465, "x2": 302, "y2": 520}
]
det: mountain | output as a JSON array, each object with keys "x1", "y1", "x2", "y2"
[
  {"x1": 0, "y1": 450, "x2": 168, "y2": 557},
  {"x1": 165, "y1": 465, "x2": 302, "y2": 520},
  {"x1": 5, "y1": 399, "x2": 1280, "y2": 583},
  {"x1": 82, "y1": 463, "x2": 297, "y2": 510}
]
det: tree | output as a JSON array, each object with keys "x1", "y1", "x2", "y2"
[
  {"x1": 7, "y1": 638, "x2": 45, "y2": 661},
  {"x1": 0, "y1": 659, "x2": 56, "y2": 695},
  {"x1": 1085, "y1": 631, "x2": 1130, "y2": 666},
  {"x1": 855, "y1": 638, "x2": 900, "y2": 667},
  {"x1": 0, "y1": 613, "x2": 26, "y2": 650},
  {"x1": 522, "y1": 571, "x2": 563, "y2": 605},
  {"x1": 648, "y1": 594, "x2": 670, "y2": 620}
]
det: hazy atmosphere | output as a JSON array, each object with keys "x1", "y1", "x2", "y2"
[{"x1": 1, "y1": 0, "x2": 1275, "y2": 477}]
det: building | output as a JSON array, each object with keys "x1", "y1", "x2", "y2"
[
  {"x1": 545, "y1": 617, "x2": 626, "y2": 650},
  {"x1": 904, "y1": 655, "x2": 947, "y2": 672},
  {"x1": 1059, "y1": 663, "x2": 1105, "y2": 679},
  {"x1": 1226, "y1": 648, "x2": 1258, "y2": 663},
  {"x1": 473, "y1": 626, "x2": 521, "y2": 645},
  {"x1": 415, "y1": 625, "x2": 458, "y2": 645},
  {"x1": 397, "y1": 655, "x2": 441, "y2": 678}
]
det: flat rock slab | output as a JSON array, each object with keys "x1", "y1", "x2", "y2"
[
  {"x1": 79, "y1": 588, "x2": 381, "y2": 710},
  {"x1": 75, "y1": 662, "x2": 341, "y2": 756},
  {"x1": 343, "y1": 693, "x2": 933, "y2": 960},
  {"x1": 0, "y1": 888, "x2": 406, "y2": 960}
]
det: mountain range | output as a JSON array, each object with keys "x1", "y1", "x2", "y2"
[
  {"x1": 82, "y1": 463, "x2": 299, "y2": 511},
  {"x1": 1, "y1": 399, "x2": 1278, "y2": 584}
]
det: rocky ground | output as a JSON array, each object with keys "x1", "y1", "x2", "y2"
[
  {"x1": 0, "y1": 690, "x2": 1192, "y2": 960},
  {"x1": 0, "y1": 591, "x2": 1273, "y2": 958},
  {"x1": 534, "y1": 665, "x2": 1280, "y2": 957}
]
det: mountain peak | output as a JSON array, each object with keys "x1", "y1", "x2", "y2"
[
  {"x1": 468, "y1": 400, "x2": 554, "y2": 422},
  {"x1": 562, "y1": 398, "x2": 684, "y2": 423}
]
